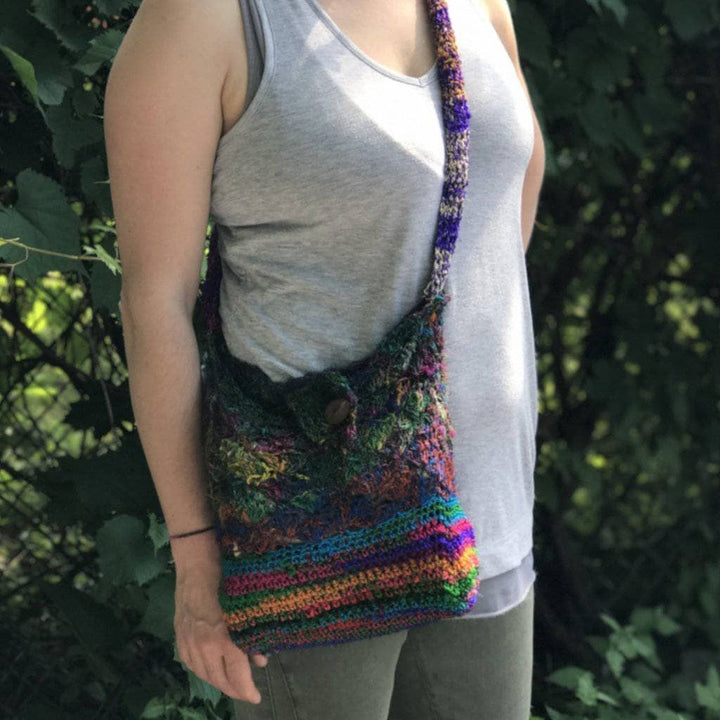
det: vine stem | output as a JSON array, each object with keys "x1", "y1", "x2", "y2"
[{"x1": 0, "y1": 236, "x2": 108, "y2": 267}]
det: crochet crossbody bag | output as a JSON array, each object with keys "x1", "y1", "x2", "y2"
[{"x1": 197, "y1": 0, "x2": 481, "y2": 656}]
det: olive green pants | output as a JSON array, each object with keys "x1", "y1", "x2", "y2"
[{"x1": 231, "y1": 583, "x2": 534, "y2": 720}]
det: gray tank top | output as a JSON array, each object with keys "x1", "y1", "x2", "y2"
[{"x1": 209, "y1": 0, "x2": 538, "y2": 617}]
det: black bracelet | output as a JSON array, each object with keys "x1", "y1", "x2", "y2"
[{"x1": 169, "y1": 524, "x2": 216, "y2": 540}]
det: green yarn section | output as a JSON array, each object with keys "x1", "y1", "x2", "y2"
[{"x1": 219, "y1": 439, "x2": 290, "y2": 488}]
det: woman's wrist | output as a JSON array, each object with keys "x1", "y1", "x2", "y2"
[
  {"x1": 171, "y1": 527, "x2": 222, "y2": 577},
  {"x1": 169, "y1": 523, "x2": 216, "y2": 540}
]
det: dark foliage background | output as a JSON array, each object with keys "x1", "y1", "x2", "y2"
[{"x1": 1, "y1": 0, "x2": 718, "y2": 718}]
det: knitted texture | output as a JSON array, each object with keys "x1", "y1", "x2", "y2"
[{"x1": 198, "y1": 0, "x2": 480, "y2": 655}]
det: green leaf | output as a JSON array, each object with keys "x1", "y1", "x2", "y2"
[
  {"x1": 82, "y1": 242, "x2": 121, "y2": 275},
  {"x1": 138, "y1": 573, "x2": 175, "y2": 642},
  {"x1": 89, "y1": 251, "x2": 123, "y2": 311},
  {"x1": 655, "y1": 611, "x2": 682, "y2": 637},
  {"x1": 45, "y1": 96, "x2": 105, "y2": 168},
  {"x1": 577, "y1": 672, "x2": 600, "y2": 706},
  {"x1": 631, "y1": 633, "x2": 662, "y2": 670},
  {"x1": 696, "y1": 665, "x2": 720, "y2": 712},
  {"x1": 140, "y1": 697, "x2": 170, "y2": 719},
  {"x1": 0, "y1": 168, "x2": 83, "y2": 281},
  {"x1": 148, "y1": 511, "x2": 170, "y2": 554},
  {"x1": 648, "y1": 710, "x2": 688, "y2": 720},
  {"x1": 628, "y1": 606, "x2": 659, "y2": 632},
  {"x1": 72, "y1": 82, "x2": 100, "y2": 116},
  {"x1": 2, "y1": 16, "x2": 76, "y2": 105},
  {"x1": 546, "y1": 666, "x2": 590, "y2": 690},
  {"x1": 545, "y1": 709, "x2": 573, "y2": 720},
  {"x1": 632, "y1": 663, "x2": 663, "y2": 686},
  {"x1": 32, "y1": 435, "x2": 159, "y2": 522},
  {"x1": 187, "y1": 670, "x2": 223, "y2": 705},
  {"x1": 606, "y1": 647, "x2": 625, "y2": 677},
  {"x1": 31, "y1": 43, "x2": 73, "y2": 105},
  {"x1": 587, "y1": 634, "x2": 609, "y2": 656},
  {"x1": 0, "y1": 44, "x2": 38, "y2": 102},
  {"x1": 596, "y1": 690, "x2": 619, "y2": 706},
  {"x1": 74, "y1": 28, "x2": 124, "y2": 74},
  {"x1": 601, "y1": 613, "x2": 623, "y2": 632},
  {"x1": 81, "y1": 156, "x2": 114, "y2": 217},
  {"x1": 619, "y1": 676, "x2": 657, "y2": 705},
  {"x1": 629, "y1": 606, "x2": 682, "y2": 636},
  {"x1": 614, "y1": 629, "x2": 640, "y2": 659},
  {"x1": 96, "y1": 514, "x2": 168, "y2": 586},
  {"x1": 599, "y1": 0, "x2": 628, "y2": 25},
  {"x1": 30, "y1": 0, "x2": 94, "y2": 52},
  {"x1": 664, "y1": 0, "x2": 716, "y2": 40},
  {"x1": 178, "y1": 708, "x2": 211, "y2": 720}
]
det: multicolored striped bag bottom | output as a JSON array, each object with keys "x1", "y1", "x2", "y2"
[{"x1": 219, "y1": 493, "x2": 479, "y2": 653}]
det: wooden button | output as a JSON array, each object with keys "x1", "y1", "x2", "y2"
[{"x1": 325, "y1": 398, "x2": 352, "y2": 425}]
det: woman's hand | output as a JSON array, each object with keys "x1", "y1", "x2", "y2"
[{"x1": 173, "y1": 564, "x2": 269, "y2": 704}]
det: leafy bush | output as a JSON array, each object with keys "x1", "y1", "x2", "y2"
[{"x1": 538, "y1": 605, "x2": 720, "y2": 719}]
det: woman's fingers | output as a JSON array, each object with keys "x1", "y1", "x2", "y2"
[
  {"x1": 195, "y1": 632, "x2": 263, "y2": 703},
  {"x1": 222, "y1": 641, "x2": 263, "y2": 703},
  {"x1": 250, "y1": 652, "x2": 270, "y2": 667},
  {"x1": 177, "y1": 621, "x2": 259, "y2": 702}
]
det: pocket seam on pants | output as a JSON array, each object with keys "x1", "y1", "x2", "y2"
[
  {"x1": 274, "y1": 654, "x2": 300, "y2": 720},
  {"x1": 266, "y1": 663, "x2": 278, "y2": 720},
  {"x1": 412, "y1": 645, "x2": 441, "y2": 720}
]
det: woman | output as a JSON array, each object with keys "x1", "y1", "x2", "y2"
[{"x1": 103, "y1": 0, "x2": 546, "y2": 717}]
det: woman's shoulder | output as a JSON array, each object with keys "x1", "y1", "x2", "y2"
[
  {"x1": 109, "y1": 0, "x2": 248, "y2": 138},
  {"x1": 111, "y1": 0, "x2": 243, "y2": 95},
  {"x1": 117, "y1": 0, "x2": 241, "y2": 52}
]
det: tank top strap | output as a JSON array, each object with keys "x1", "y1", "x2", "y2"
[
  {"x1": 236, "y1": 0, "x2": 339, "y2": 113},
  {"x1": 237, "y1": 0, "x2": 265, "y2": 115},
  {"x1": 247, "y1": 0, "x2": 320, "y2": 55},
  {"x1": 233, "y1": 0, "x2": 324, "y2": 113}
]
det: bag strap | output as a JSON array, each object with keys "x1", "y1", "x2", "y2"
[
  {"x1": 421, "y1": 0, "x2": 471, "y2": 298},
  {"x1": 200, "y1": 0, "x2": 470, "y2": 333}
]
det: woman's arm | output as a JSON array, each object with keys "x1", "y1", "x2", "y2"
[
  {"x1": 103, "y1": 0, "x2": 265, "y2": 702},
  {"x1": 105, "y1": 0, "x2": 228, "y2": 575},
  {"x1": 487, "y1": 0, "x2": 546, "y2": 254}
]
